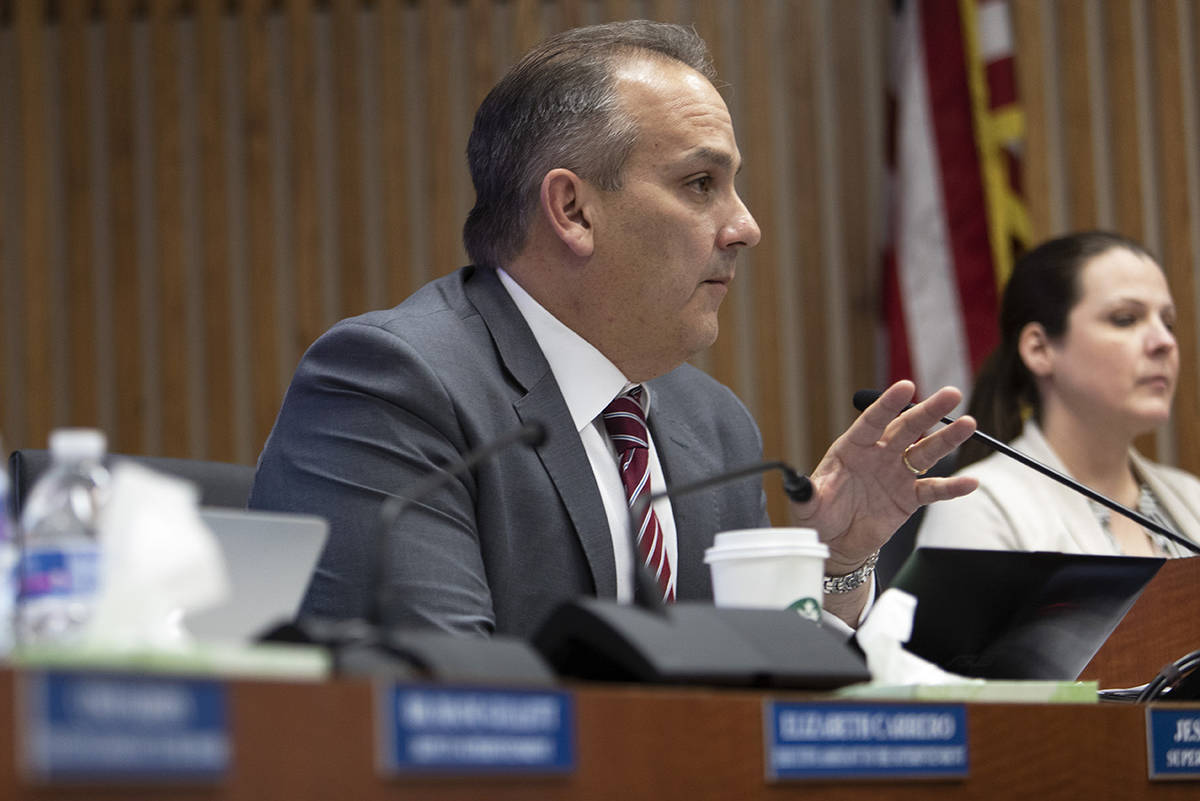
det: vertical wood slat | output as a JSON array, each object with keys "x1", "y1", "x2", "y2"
[
  {"x1": 599, "y1": 0, "x2": 633, "y2": 25},
  {"x1": 332, "y1": 0, "x2": 365, "y2": 316},
  {"x1": 198, "y1": 0, "x2": 234, "y2": 461},
  {"x1": 831, "y1": 0, "x2": 875, "y2": 401},
  {"x1": 61, "y1": 0, "x2": 97, "y2": 430},
  {"x1": 513, "y1": 0, "x2": 540, "y2": 52},
  {"x1": 648, "y1": 0, "x2": 680, "y2": 22},
  {"x1": 1103, "y1": 0, "x2": 1146, "y2": 243},
  {"x1": 558, "y1": 0, "x2": 585, "y2": 31},
  {"x1": 288, "y1": 0, "x2": 323, "y2": 363},
  {"x1": 466, "y1": 0, "x2": 493, "y2": 115},
  {"x1": 690, "y1": 0, "x2": 722, "y2": 91},
  {"x1": 1149, "y1": 1, "x2": 1200, "y2": 475},
  {"x1": 382, "y1": 0, "x2": 415, "y2": 305},
  {"x1": 789, "y1": 0, "x2": 832, "y2": 465},
  {"x1": 243, "y1": 0, "x2": 280, "y2": 451},
  {"x1": 423, "y1": 0, "x2": 455, "y2": 277},
  {"x1": 16, "y1": 0, "x2": 51, "y2": 449},
  {"x1": 150, "y1": 0, "x2": 189, "y2": 457},
  {"x1": 1010, "y1": 0, "x2": 1051, "y2": 244},
  {"x1": 106, "y1": 0, "x2": 143, "y2": 455},
  {"x1": 1056, "y1": 0, "x2": 1098, "y2": 230}
]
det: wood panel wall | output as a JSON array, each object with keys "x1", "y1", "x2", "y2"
[{"x1": 2, "y1": 0, "x2": 1200, "y2": 524}]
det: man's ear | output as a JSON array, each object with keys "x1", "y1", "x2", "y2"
[
  {"x1": 1018, "y1": 321, "x2": 1055, "y2": 378},
  {"x1": 540, "y1": 168, "x2": 594, "y2": 258}
]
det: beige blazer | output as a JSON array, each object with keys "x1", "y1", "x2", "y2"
[{"x1": 917, "y1": 421, "x2": 1200, "y2": 555}]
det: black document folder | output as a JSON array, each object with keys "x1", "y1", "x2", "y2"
[{"x1": 888, "y1": 547, "x2": 1166, "y2": 680}]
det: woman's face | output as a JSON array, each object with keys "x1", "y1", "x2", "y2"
[{"x1": 1039, "y1": 247, "x2": 1178, "y2": 434}]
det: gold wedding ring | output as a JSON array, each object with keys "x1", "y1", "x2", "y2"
[{"x1": 902, "y1": 443, "x2": 928, "y2": 476}]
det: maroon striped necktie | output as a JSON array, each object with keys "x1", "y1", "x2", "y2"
[{"x1": 602, "y1": 387, "x2": 674, "y2": 602}]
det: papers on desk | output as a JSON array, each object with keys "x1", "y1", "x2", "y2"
[
  {"x1": 11, "y1": 640, "x2": 330, "y2": 682},
  {"x1": 835, "y1": 679, "x2": 1098, "y2": 703}
]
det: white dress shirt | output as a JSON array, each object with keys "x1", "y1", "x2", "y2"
[{"x1": 498, "y1": 269, "x2": 678, "y2": 602}]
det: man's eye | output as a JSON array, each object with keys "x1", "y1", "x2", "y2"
[{"x1": 689, "y1": 176, "x2": 714, "y2": 193}]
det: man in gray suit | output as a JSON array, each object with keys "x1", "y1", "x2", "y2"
[{"x1": 249, "y1": 21, "x2": 977, "y2": 638}]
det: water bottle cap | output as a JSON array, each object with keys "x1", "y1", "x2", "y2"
[{"x1": 48, "y1": 428, "x2": 107, "y2": 462}]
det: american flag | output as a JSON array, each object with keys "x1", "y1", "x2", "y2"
[{"x1": 882, "y1": 0, "x2": 1032, "y2": 399}]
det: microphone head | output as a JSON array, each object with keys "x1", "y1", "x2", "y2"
[
  {"x1": 781, "y1": 467, "x2": 813, "y2": 503},
  {"x1": 852, "y1": 389, "x2": 882, "y2": 412}
]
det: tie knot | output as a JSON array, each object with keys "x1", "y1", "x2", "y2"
[{"x1": 602, "y1": 388, "x2": 648, "y2": 456}]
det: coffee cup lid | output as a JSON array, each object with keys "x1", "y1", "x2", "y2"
[
  {"x1": 705, "y1": 527, "x2": 829, "y2": 562},
  {"x1": 703, "y1": 544, "x2": 829, "y2": 563},
  {"x1": 711, "y1": 527, "x2": 823, "y2": 550}
]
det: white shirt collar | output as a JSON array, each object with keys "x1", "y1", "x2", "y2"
[{"x1": 497, "y1": 268, "x2": 644, "y2": 430}]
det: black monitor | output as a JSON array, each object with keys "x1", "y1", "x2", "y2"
[{"x1": 887, "y1": 547, "x2": 1165, "y2": 680}]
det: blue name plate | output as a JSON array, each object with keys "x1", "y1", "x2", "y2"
[
  {"x1": 765, "y1": 701, "x2": 968, "y2": 781},
  {"x1": 19, "y1": 671, "x2": 230, "y2": 782},
  {"x1": 1147, "y1": 707, "x2": 1200, "y2": 779},
  {"x1": 376, "y1": 684, "x2": 575, "y2": 776}
]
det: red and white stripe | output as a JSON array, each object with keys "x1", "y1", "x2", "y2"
[{"x1": 883, "y1": 0, "x2": 1020, "y2": 400}]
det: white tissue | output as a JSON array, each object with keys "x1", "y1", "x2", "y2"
[
  {"x1": 82, "y1": 463, "x2": 230, "y2": 648},
  {"x1": 855, "y1": 588, "x2": 981, "y2": 686}
]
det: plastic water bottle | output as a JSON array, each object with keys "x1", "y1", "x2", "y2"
[{"x1": 16, "y1": 429, "x2": 110, "y2": 645}]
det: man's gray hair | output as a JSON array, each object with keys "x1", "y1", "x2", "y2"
[{"x1": 462, "y1": 20, "x2": 716, "y2": 270}]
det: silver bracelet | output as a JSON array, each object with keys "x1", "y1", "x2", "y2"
[{"x1": 823, "y1": 550, "x2": 879, "y2": 594}]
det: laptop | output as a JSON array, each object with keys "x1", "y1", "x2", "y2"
[
  {"x1": 887, "y1": 547, "x2": 1165, "y2": 680},
  {"x1": 182, "y1": 508, "x2": 328, "y2": 643}
]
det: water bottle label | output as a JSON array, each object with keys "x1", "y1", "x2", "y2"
[{"x1": 18, "y1": 548, "x2": 100, "y2": 600}]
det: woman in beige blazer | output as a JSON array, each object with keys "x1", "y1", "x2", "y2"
[{"x1": 918, "y1": 231, "x2": 1200, "y2": 556}]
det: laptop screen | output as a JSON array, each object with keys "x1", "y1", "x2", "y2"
[
  {"x1": 184, "y1": 508, "x2": 328, "y2": 643},
  {"x1": 888, "y1": 547, "x2": 1164, "y2": 680}
]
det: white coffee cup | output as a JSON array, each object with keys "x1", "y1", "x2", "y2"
[{"x1": 704, "y1": 528, "x2": 829, "y2": 621}]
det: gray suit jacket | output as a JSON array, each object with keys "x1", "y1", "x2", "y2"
[{"x1": 249, "y1": 266, "x2": 769, "y2": 637}]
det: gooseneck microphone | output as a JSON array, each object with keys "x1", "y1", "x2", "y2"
[
  {"x1": 637, "y1": 460, "x2": 812, "y2": 515},
  {"x1": 852, "y1": 389, "x2": 1200, "y2": 555},
  {"x1": 628, "y1": 460, "x2": 814, "y2": 610},
  {"x1": 372, "y1": 422, "x2": 548, "y2": 619}
]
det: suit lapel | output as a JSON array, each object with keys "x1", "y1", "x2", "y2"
[{"x1": 464, "y1": 268, "x2": 618, "y2": 598}]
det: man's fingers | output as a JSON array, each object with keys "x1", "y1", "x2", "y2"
[
  {"x1": 901, "y1": 416, "x2": 976, "y2": 471},
  {"x1": 914, "y1": 475, "x2": 979, "y2": 505},
  {"x1": 849, "y1": 383, "x2": 975, "y2": 472},
  {"x1": 847, "y1": 380, "x2": 917, "y2": 445},
  {"x1": 885, "y1": 386, "x2": 964, "y2": 448}
]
